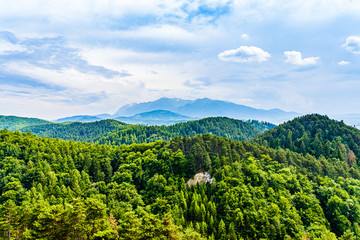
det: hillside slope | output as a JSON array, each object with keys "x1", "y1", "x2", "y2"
[
  {"x1": 19, "y1": 117, "x2": 269, "y2": 144},
  {"x1": 0, "y1": 115, "x2": 50, "y2": 131},
  {"x1": 254, "y1": 114, "x2": 360, "y2": 163},
  {"x1": 21, "y1": 119, "x2": 127, "y2": 142},
  {"x1": 97, "y1": 117, "x2": 263, "y2": 145}
]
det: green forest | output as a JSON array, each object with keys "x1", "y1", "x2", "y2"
[
  {"x1": 254, "y1": 114, "x2": 360, "y2": 161},
  {"x1": 0, "y1": 116, "x2": 50, "y2": 131},
  {"x1": 8, "y1": 117, "x2": 274, "y2": 144},
  {"x1": 96, "y1": 117, "x2": 269, "y2": 145},
  {"x1": 20, "y1": 120, "x2": 128, "y2": 143},
  {"x1": 0, "y1": 114, "x2": 359, "y2": 239}
]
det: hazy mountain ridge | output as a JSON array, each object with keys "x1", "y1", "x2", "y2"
[
  {"x1": 114, "y1": 97, "x2": 299, "y2": 124},
  {"x1": 55, "y1": 115, "x2": 103, "y2": 123},
  {"x1": 52, "y1": 98, "x2": 300, "y2": 125},
  {"x1": 114, "y1": 98, "x2": 192, "y2": 117},
  {"x1": 113, "y1": 110, "x2": 195, "y2": 125}
]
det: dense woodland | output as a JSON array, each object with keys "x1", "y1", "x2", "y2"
[
  {"x1": 254, "y1": 114, "x2": 360, "y2": 162},
  {"x1": 0, "y1": 114, "x2": 359, "y2": 239},
  {"x1": 0, "y1": 116, "x2": 49, "y2": 131},
  {"x1": 21, "y1": 120, "x2": 127, "y2": 142},
  {"x1": 9, "y1": 117, "x2": 272, "y2": 144},
  {"x1": 96, "y1": 117, "x2": 266, "y2": 145}
]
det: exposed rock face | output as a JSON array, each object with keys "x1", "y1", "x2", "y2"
[{"x1": 186, "y1": 172, "x2": 213, "y2": 186}]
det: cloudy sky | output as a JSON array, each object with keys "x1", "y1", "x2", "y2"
[{"x1": 1, "y1": 0, "x2": 360, "y2": 120}]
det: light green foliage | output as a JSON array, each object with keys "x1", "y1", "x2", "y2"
[{"x1": 0, "y1": 115, "x2": 50, "y2": 131}]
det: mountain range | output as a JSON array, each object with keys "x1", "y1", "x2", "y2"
[
  {"x1": 55, "y1": 97, "x2": 300, "y2": 125},
  {"x1": 114, "y1": 97, "x2": 299, "y2": 124},
  {"x1": 114, "y1": 110, "x2": 195, "y2": 125}
]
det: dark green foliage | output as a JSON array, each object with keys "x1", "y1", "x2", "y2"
[
  {"x1": 0, "y1": 115, "x2": 50, "y2": 131},
  {"x1": 0, "y1": 130, "x2": 188, "y2": 239},
  {"x1": 11, "y1": 117, "x2": 272, "y2": 145},
  {"x1": 254, "y1": 114, "x2": 360, "y2": 162},
  {"x1": 21, "y1": 119, "x2": 127, "y2": 142},
  {"x1": 1, "y1": 127, "x2": 360, "y2": 239},
  {"x1": 97, "y1": 117, "x2": 263, "y2": 145}
]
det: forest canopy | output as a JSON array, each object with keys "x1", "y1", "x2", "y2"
[{"x1": 0, "y1": 113, "x2": 360, "y2": 239}]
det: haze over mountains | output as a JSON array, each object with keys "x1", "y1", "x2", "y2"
[
  {"x1": 55, "y1": 97, "x2": 300, "y2": 125},
  {"x1": 55, "y1": 115, "x2": 103, "y2": 123},
  {"x1": 114, "y1": 110, "x2": 195, "y2": 125},
  {"x1": 2, "y1": 97, "x2": 359, "y2": 128},
  {"x1": 114, "y1": 98, "x2": 299, "y2": 123}
]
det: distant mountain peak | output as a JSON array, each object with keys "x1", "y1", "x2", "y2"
[
  {"x1": 114, "y1": 109, "x2": 194, "y2": 125},
  {"x1": 54, "y1": 98, "x2": 299, "y2": 125},
  {"x1": 55, "y1": 115, "x2": 102, "y2": 123},
  {"x1": 133, "y1": 109, "x2": 189, "y2": 118},
  {"x1": 114, "y1": 97, "x2": 299, "y2": 124}
]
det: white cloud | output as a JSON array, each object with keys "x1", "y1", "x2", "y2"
[
  {"x1": 284, "y1": 51, "x2": 320, "y2": 65},
  {"x1": 80, "y1": 47, "x2": 177, "y2": 66},
  {"x1": 1, "y1": 0, "x2": 360, "y2": 118},
  {"x1": 241, "y1": 33, "x2": 249, "y2": 40},
  {"x1": 117, "y1": 25, "x2": 197, "y2": 43},
  {"x1": 2, "y1": 61, "x2": 142, "y2": 98},
  {"x1": 338, "y1": 60, "x2": 350, "y2": 65},
  {"x1": 0, "y1": 39, "x2": 25, "y2": 54},
  {"x1": 218, "y1": 46, "x2": 271, "y2": 63},
  {"x1": 344, "y1": 36, "x2": 360, "y2": 54},
  {"x1": 0, "y1": 0, "x2": 230, "y2": 31},
  {"x1": 240, "y1": 98, "x2": 253, "y2": 102}
]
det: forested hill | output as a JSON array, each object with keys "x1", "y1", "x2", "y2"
[
  {"x1": 0, "y1": 115, "x2": 50, "y2": 131},
  {"x1": 18, "y1": 117, "x2": 271, "y2": 144},
  {"x1": 253, "y1": 114, "x2": 360, "y2": 161},
  {"x1": 20, "y1": 119, "x2": 127, "y2": 142},
  {"x1": 1, "y1": 130, "x2": 360, "y2": 238},
  {"x1": 96, "y1": 117, "x2": 263, "y2": 145}
]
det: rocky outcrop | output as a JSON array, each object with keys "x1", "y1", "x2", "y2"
[{"x1": 186, "y1": 172, "x2": 213, "y2": 186}]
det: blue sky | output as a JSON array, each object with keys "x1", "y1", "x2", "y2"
[{"x1": 0, "y1": 0, "x2": 360, "y2": 119}]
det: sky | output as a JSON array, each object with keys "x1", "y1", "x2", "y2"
[{"x1": 0, "y1": 0, "x2": 360, "y2": 120}]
